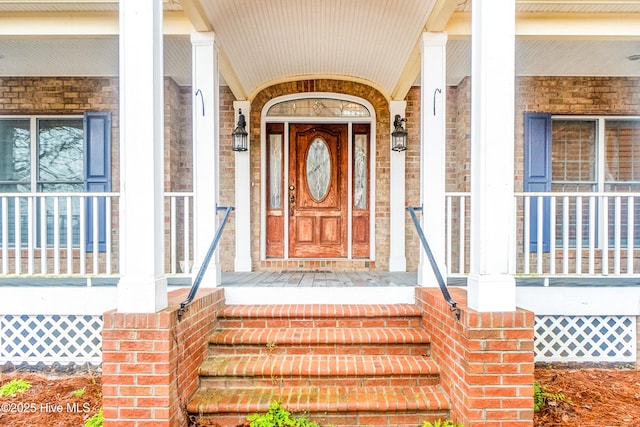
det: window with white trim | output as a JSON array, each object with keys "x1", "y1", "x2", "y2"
[
  {"x1": 525, "y1": 114, "x2": 640, "y2": 249},
  {"x1": 0, "y1": 113, "x2": 111, "y2": 250}
]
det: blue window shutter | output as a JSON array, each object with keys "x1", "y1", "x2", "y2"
[
  {"x1": 84, "y1": 112, "x2": 112, "y2": 252},
  {"x1": 524, "y1": 112, "x2": 551, "y2": 252}
]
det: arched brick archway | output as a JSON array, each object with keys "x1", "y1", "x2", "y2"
[{"x1": 249, "y1": 79, "x2": 391, "y2": 271}]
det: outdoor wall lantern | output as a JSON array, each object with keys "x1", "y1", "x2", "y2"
[
  {"x1": 391, "y1": 114, "x2": 408, "y2": 152},
  {"x1": 232, "y1": 109, "x2": 248, "y2": 151}
]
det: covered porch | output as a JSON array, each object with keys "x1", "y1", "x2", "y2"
[{"x1": 2, "y1": 0, "x2": 640, "y2": 426}]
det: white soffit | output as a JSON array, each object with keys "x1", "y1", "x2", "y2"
[
  {"x1": 446, "y1": 38, "x2": 640, "y2": 86},
  {"x1": 199, "y1": 0, "x2": 435, "y2": 99},
  {"x1": 0, "y1": 1, "x2": 639, "y2": 91},
  {"x1": 0, "y1": 37, "x2": 193, "y2": 86}
]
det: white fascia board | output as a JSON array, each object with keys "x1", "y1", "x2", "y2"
[
  {"x1": 446, "y1": 12, "x2": 640, "y2": 38},
  {"x1": 0, "y1": 11, "x2": 193, "y2": 37},
  {"x1": 517, "y1": 286, "x2": 640, "y2": 316},
  {"x1": 0, "y1": 287, "x2": 117, "y2": 315}
]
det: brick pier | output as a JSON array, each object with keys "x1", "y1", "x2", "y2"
[
  {"x1": 101, "y1": 288, "x2": 225, "y2": 426},
  {"x1": 416, "y1": 287, "x2": 535, "y2": 427}
]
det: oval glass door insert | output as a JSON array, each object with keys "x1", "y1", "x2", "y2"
[{"x1": 306, "y1": 138, "x2": 331, "y2": 201}]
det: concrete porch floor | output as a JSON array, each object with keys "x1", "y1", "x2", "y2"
[
  {"x1": 220, "y1": 271, "x2": 418, "y2": 287},
  {"x1": 219, "y1": 271, "x2": 419, "y2": 305}
]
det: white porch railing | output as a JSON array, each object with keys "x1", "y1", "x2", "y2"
[
  {"x1": 5, "y1": 190, "x2": 639, "y2": 279},
  {"x1": 0, "y1": 192, "x2": 194, "y2": 277},
  {"x1": 446, "y1": 191, "x2": 640, "y2": 277},
  {"x1": 166, "y1": 192, "x2": 194, "y2": 276}
]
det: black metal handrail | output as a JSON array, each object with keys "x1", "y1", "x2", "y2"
[
  {"x1": 407, "y1": 206, "x2": 460, "y2": 319},
  {"x1": 178, "y1": 205, "x2": 234, "y2": 320}
]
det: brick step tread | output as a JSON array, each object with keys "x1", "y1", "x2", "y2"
[
  {"x1": 219, "y1": 304, "x2": 422, "y2": 319},
  {"x1": 192, "y1": 411, "x2": 452, "y2": 427},
  {"x1": 187, "y1": 385, "x2": 450, "y2": 414},
  {"x1": 209, "y1": 327, "x2": 430, "y2": 346},
  {"x1": 199, "y1": 354, "x2": 440, "y2": 378}
]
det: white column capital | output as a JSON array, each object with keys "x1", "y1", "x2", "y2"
[
  {"x1": 190, "y1": 31, "x2": 216, "y2": 45},
  {"x1": 421, "y1": 31, "x2": 448, "y2": 47}
]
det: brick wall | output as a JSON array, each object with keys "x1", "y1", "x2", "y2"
[
  {"x1": 416, "y1": 287, "x2": 535, "y2": 427},
  {"x1": 0, "y1": 76, "x2": 121, "y2": 186},
  {"x1": 0, "y1": 76, "x2": 192, "y2": 275},
  {"x1": 446, "y1": 76, "x2": 640, "y2": 195},
  {"x1": 405, "y1": 87, "x2": 421, "y2": 272},
  {"x1": 102, "y1": 288, "x2": 224, "y2": 427},
  {"x1": 218, "y1": 86, "x2": 237, "y2": 271}
]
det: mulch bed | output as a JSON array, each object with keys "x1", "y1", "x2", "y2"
[
  {"x1": 0, "y1": 371, "x2": 102, "y2": 427},
  {"x1": 534, "y1": 366, "x2": 640, "y2": 427}
]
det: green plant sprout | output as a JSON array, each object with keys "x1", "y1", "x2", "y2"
[
  {"x1": 247, "y1": 401, "x2": 320, "y2": 427},
  {"x1": 84, "y1": 408, "x2": 103, "y2": 427},
  {"x1": 422, "y1": 419, "x2": 464, "y2": 427},
  {"x1": 0, "y1": 379, "x2": 32, "y2": 397},
  {"x1": 534, "y1": 380, "x2": 568, "y2": 412}
]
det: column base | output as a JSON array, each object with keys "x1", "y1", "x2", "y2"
[
  {"x1": 388, "y1": 256, "x2": 406, "y2": 272},
  {"x1": 117, "y1": 275, "x2": 168, "y2": 313},
  {"x1": 417, "y1": 259, "x2": 447, "y2": 288},
  {"x1": 234, "y1": 257, "x2": 252, "y2": 272},
  {"x1": 467, "y1": 273, "x2": 516, "y2": 312},
  {"x1": 192, "y1": 261, "x2": 221, "y2": 288}
]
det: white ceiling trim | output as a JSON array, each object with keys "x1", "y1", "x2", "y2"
[
  {"x1": 0, "y1": 11, "x2": 193, "y2": 37},
  {"x1": 446, "y1": 12, "x2": 640, "y2": 38}
]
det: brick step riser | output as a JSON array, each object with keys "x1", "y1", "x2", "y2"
[
  {"x1": 200, "y1": 375, "x2": 441, "y2": 389},
  {"x1": 217, "y1": 317, "x2": 423, "y2": 329},
  {"x1": 193, "y1": 306, "x2": 444, "y2": 427},
  {"x1": 194, "y1": 410, "x2": 451, "y2": 427},
  {"x1": 208, "y1": 344, "x2": 429, "y2": 356}
]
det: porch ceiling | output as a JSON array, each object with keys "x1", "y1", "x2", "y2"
[{"x1": 0, "y1": 0, "x2": 639, "y2": 100}]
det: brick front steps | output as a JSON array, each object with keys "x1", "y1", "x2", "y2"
[{"x1": 187, "y1": 304, "x2": 451, "y2": 427}]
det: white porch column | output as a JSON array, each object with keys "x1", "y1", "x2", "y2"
[
  {"x1": 418, "y1": 32, "x2": 448, "y2": 287},
  {"x1": 191, "y1": 32, "x2": 221, "y2": 287},
  {"x1": 234, "y1": 100, "x2": 252, "y2": 271},
  {"x1": 467, "y1": 0, "x2": 517, "y2": 312},
  {"x1": 117, "y1": 0, "x2": 167, "y2": 313},
  {"x1": 389, "y1": 101, "x2": 407, "y2": 272}
]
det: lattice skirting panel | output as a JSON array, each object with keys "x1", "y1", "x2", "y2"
[
  {"x1": 535, "y1": 315, "x2": 637, "y2": 363},
  {"x1": 0, "y1": 315, "x2": 102, "y2": 367}
]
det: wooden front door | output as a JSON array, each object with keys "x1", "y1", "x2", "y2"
[{"x1": 288, "y1": 124, "x2": 348, "y2": 258}]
